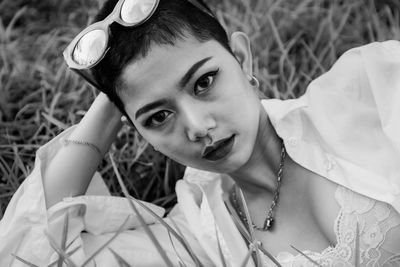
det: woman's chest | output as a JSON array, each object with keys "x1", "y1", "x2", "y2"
[
  {"x1": 247, "y1": 167, "x2": 341, "y2": 256},
  {"x1": 236, "y1": 171, "x2": 400, "y2": 266}
]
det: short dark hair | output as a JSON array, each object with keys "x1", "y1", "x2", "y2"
[{"x1": 91, "y1": 0, "x2": 232, "y2": 118}]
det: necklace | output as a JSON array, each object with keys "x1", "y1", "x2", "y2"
[{"x1": 230, "y1": 142, "x2": 286, "y2": 231}]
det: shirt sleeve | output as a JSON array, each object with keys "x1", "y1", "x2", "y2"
[
  {"x1": 304, "y1": 40, "x2": 400, "y2": 211},
  {"x1": 360, "y1": 41, "x2": 400, "y2": 155},
  {"x1": 0, "y1": 126, "x2": 210, "y2": 266}
]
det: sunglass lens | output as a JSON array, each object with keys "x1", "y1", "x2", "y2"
[
  {"x1": 121, "y1": 0, "x2": 158, "y2": 24},
  {"x1": 73, "y1": 29, "x2": 107, "y2": 66}
]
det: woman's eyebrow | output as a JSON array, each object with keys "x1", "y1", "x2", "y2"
[
  {"x1": 135, "y1": 99, "x2": 168, "y2": 119},
  {"x1": 179, "y1": 56, "x2": 212, "y2": 88}
]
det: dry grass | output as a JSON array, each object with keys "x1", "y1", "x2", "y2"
[
  {"x1": 1, "y1": 0, "x2": 400, "y2": 265},
  {"x1": 0, "y1": 0, "x2": 399, "y2": 227}
]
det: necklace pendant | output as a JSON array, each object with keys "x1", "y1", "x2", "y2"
[{"x1": 264, "y1": 218, "x2": 274, "y2": 231}]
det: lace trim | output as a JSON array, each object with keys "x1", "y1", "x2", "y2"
[{"x1": 263, "y1": 185, "x2": 400, "y2": 266}]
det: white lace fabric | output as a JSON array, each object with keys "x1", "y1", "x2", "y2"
[{"x1": 266, "y1": 186, "x2": 400, "y2": 267}]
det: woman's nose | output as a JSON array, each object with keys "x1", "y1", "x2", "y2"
[{"x1": 183, "y1": 107, "x2": 216, "y2": 142}]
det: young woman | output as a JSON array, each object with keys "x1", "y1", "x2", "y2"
[{"x1": 1, "y1": 0, "x2": 399, "y2": 266}]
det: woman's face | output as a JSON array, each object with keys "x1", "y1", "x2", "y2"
[{"x1": 119, "y1": 35, "x2": 262, "y2": 173}]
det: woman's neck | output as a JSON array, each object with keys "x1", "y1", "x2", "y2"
[{"x1": 229, "y1": 103, "x2": 283, "y2": 201}]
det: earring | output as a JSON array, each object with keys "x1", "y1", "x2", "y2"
[
  {"x1": 246, "y1": 74, "x2": 260, "y2": 88},
  {"x1": 121, "y1": 115, "x2": 131, "y2": 126}
]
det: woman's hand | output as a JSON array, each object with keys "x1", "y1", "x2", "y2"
[{"x1": 42, "y1": 93, "x2": 123, "y2": 208}]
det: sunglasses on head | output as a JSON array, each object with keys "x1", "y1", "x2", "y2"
[{"x1": 63, "y1": 0, "x2": 214, "y2": 89}]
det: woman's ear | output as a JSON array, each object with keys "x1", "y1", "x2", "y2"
[{"x1": 230, "y1": 31, "x2": 253, "y2": 76}]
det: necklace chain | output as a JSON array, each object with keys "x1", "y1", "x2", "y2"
[{"x1": 230, "y1": 142, "x2": 286, "y2": 231}]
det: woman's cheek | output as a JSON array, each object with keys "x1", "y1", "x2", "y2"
[{"x1": 154, "y1": 139, "x2": 181, "y2": 157}]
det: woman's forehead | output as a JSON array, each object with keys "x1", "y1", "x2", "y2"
[{"x1": 119, "y1": 38, "x2": 226, "y2": 98}]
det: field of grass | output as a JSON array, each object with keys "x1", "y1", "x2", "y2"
[{"x1": 1, "y1": 0, "x2": 399, "y2": 223}]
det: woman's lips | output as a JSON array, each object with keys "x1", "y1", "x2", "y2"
[{"x1": 202, "y1": 135, "x2": 235, "y2": 161}]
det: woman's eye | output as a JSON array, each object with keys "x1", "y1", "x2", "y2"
[
  {"x1": 145, "y1": 111, "x2": 171, "y2": 127},
  {"x1": 194, "y1": 69, "x2": 219, "y2": 95}
]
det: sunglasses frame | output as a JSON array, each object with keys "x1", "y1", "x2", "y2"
[
  {"x1": 63, "y1": 0, "x2": 214, "y2": 89},
  {"x1": 63, "y1": 0, "x2": 160, "y2": 70}
]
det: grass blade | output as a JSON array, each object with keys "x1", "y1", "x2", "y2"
[
  {"x1": 226, "y1": 199, "x2": 281, "y2": 266},
  {"x1": 234, "y1": 185, "x2": 255, "y2": 238},
  {"x1": 168, "y1": 217, "x2": 188, "y2": 246},
  {"x1": 44, "y1": 232, "x2": 78, "y2": 267},
  {"x1": 168, "y1": 216, "x2": 204, "y2": 266},
  {"x1": 166, "y1": 230, "x2": 188, "y2": 267},
  {"x1": 108, "y1": 248, "x2": 132, "y2": 267},
  {"x1": 354, "y1": 222, "x2": 360, "y2": 267},
  {"x1": 125, "y1": 196, "x2": 175, "y2": 266},
  {"x1": 47, "y1": 246, "x2": 82, "y2": 267},
  {"x1": 110, "y1": 154, "x2": 174, "y2": 267},
  {"x1": 234, "y1": 185, "x2": 262, "y2": 265},
  {"x1": 11, "y1": 254, "x2": 39, "y2": 267},
  {"x1": 127, "y1": 194, "x2": 204, "y2": 266},
  {"x1": 239, "y1": 247, "x2": 254, "y2": 267},
  {"x1": 80, "y1": 216, "x2": 130, "y2": 267},
  {"x1": 224, "y1": 201, "x2": 251, "y2": 243},
  {"x1": 290, "y1": 245, "x2": 322, "y2": 267},
  {"x1": 58, "y1": 212, "x2": 69, "y2": 267},
  {"x1": 257, "y1": 244, "x2": 282, "y2": 267},
  {"x1": 41, "y1": 112, "x2": 68, "y2": 130},
  {"x1": 214, "y1": 222, "x2": 228, "y2": 267},
  {"x1": 381, "y1": 254, "x2": 400, "y2": 265},
  {"x1": 4, "y1": 6, "x2": 27, "y2": 40}
]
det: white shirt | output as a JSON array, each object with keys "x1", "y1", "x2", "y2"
[{"x1": 1, "y1": 41, "x2": 399, "y2": 267}]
